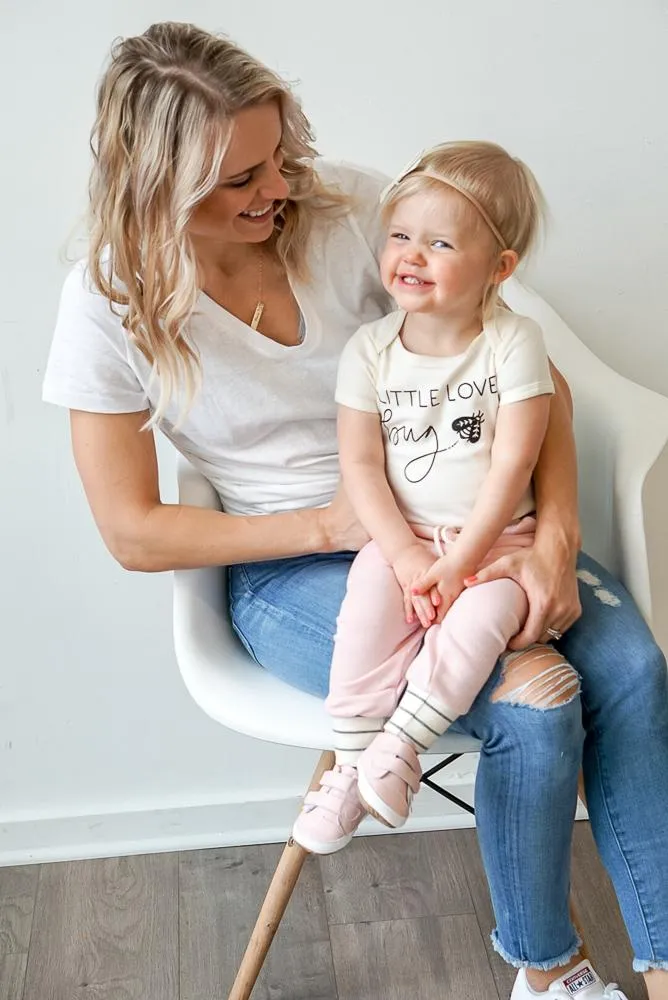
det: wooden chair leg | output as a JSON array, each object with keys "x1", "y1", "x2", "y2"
[
  {"x1": 578, "y1": 770, "x2": 587, "y2": 810},
  {"x1": 570, "y1": 769, "x2": 590, "y2": 961},
  {"x1": 228, "y1": 749, "x2": 335, "y2": 1000}
]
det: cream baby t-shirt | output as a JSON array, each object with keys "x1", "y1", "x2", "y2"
[
  {"x1": 43, "y1": 162, "x2": 393, "y2": 516},
  {"x1": 335, "y1": 307, "x2": 554, "y2": 528}
]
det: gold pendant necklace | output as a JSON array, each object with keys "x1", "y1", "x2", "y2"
[{"x1": 250, "y1": 250, "x2": 264, "y2": 331}]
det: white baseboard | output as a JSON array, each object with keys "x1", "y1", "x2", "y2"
[
  {"x1": 0, "y1": 775, "x2": 588, "y2": 867},
  {"x1": 0, "y1": 780, "x2": 476, "y2": 867}
]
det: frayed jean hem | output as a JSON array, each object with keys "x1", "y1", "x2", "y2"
[
  {"x1": 491, "y1": 930, "x2": 582, "y2": 971},
  {"x1": 633, "y1": 958, "x2": 668, "y2": 973}
]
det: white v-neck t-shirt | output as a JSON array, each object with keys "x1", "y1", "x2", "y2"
[{"x1": 43, "y1": 162, "x2": 393, "y2": 516}]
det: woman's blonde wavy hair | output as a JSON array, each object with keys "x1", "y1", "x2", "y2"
[
  {"x1": 89, "y1": 21, "x2": 348, "y2": 424},
  {"x1": 381, "y1": 140, "x2": 546, "y2": 318}
]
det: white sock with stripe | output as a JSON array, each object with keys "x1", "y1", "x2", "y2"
[
  {"x1": 332, "y1": 716, "x2": 385, "y2": 766},
  {"x1": 384, "y1": 683, "x2": 457, "y2": 752}
]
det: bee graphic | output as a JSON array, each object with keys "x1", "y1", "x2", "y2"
[{"x1": 452, "y1": 411, "x2": 485, "y2": 444}]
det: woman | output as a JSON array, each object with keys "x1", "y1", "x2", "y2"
[{"x1": 43, "y1": 22, "x2": 668, "y2": 1000}]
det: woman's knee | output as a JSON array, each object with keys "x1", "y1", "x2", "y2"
[
  {"x1": 626, "y1": 627, "x2": 667, "y2": 682},
  {"x1": 491, "y1": 645, "x2": 581, "y2": 708},
  {"x1": 573, "y1": 553, "x2": 666, "y2": 685}
]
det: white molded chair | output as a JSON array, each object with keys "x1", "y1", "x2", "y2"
[{"x1": 173, "y1": 277, "x2": 668, "y2": 1000}]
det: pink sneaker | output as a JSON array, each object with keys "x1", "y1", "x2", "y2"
[
  {"x1": 357, "y1": 732, "x2": 422, "y2": 828},
  {"x1": 292, "y1": 764, "x2": 367, "y2": 855}
]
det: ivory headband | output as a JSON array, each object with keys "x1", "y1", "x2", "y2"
[{"x1": 380, "y1": 152, "x2": 508, "y2": 251}]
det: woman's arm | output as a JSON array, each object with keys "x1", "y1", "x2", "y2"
[
  {"x1": 533, "y1": 364, "x2": 581, "y2": 555},
  {"x1": 71, "y1": 410, "x2": 367, "y2": 572},
  {"x1": 465, "y1": 363, "x2": 583, "y2": 647}
]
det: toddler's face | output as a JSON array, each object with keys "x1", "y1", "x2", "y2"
[{"x1": 380, "y1": 187, "x2": 499, "y2": 320}]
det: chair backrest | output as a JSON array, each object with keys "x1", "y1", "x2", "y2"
[{"x1": 503, "y1": 277, "x2": 667, "y2": 592}]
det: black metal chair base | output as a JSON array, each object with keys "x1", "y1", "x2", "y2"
[{"x1": 420, "y1": 753, "x2": 476, "y2": 815}]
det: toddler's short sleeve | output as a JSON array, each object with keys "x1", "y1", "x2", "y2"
[
  {"x1": 335, "y1": 325, "x2": 380, "y2": 414},
  {"x1": 494, "y1": 313, "x2": 554, "y2": 405}
]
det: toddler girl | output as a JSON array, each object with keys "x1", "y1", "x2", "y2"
[{"x1": 294, "y1": 141, "x2": 554, "y2": 854}]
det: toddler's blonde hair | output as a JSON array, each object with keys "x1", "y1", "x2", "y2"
[{"x1": 382, "y1": 140, "x2": 545, "y2": 313}]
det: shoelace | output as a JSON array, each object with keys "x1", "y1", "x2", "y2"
[{"x1": 601, "y1": 985, "x2": 627, "y2": 999}]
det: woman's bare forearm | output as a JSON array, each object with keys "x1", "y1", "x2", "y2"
[
  {"x1": 71, "y1": 409, "x2": 340, "y2": 572},
  {"x1": 113, "y1": 501, "x2": 331, "y2": 572},
  {"x1": 533, "y1": 366, "x2": 581, "y2": 557}
]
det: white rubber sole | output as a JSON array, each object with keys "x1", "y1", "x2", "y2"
[
  {"x1": 357, "y1": 768, "x2": 408, "y2": 829},
  {"x1": 291, "y1": 823, "x2": 353, "y2": 855}
]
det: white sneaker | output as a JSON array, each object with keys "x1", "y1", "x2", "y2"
[{"x1": 510, "y1": 959, "x2": 629, "y2": 999}]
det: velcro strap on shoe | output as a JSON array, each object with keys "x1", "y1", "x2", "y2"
[
  {"x1": 303, "y1": 788, "x2": 342, "y2": 814},
  {"x1": 377, "y1": 751, "x2": 422, "y2": 793},
  {"x1": 319, "y1": 769, "x2": 353, "y2": 793}
]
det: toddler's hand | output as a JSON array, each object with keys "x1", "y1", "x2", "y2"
[
  {"x1": 392, "y1": 543, "x2": 440, "y2": 627},
  {"x1": 412, "y1": 557, "x2": 466, "y2": 623}
]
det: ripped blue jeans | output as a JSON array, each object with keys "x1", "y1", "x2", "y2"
[{"x1": 229, "y1": 551, "x2": 668, "y2": 972}]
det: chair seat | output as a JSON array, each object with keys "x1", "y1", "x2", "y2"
[
  {"x1": 173, "y1": 563, "x2": 482, "y2": 755},
  {"x1": 178, "y1": 629, "x2": 484, "y2": 755}
]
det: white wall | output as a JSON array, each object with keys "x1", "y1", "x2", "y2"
[{"x1": 1, "y1": 0, "x2": 666, "y2": 863}]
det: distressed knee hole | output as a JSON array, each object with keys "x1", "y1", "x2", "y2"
[{"x1": 491, "y1": 645, "x2": 580, "y2": 708}]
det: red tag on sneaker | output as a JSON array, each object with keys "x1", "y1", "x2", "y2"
[{"x1": 562, "y1": 965, "x2": 597, "y2": 995}]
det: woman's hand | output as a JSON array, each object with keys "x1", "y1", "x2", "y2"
[
  {"x1": 392, "y1": 543, "x2": 440, "y2": 627},
  {"x1": 320, "y1": 483, "x2": 370, "y2": 553},
  {"x1": 412, "y1": 557, "x2": 467, "y2": 624},
  {"x1": 464, "y1": 543, "x2": 582, "y2": 648}
]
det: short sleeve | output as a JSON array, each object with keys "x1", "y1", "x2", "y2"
[
  {"x1": 316, "y1": 160, "x2": 391, "y2": 267},
  {"x1": 42, "y1": 261, "x2": 149, "y2": 413},
  {"x1": 335, "y1": 326, "x2": 380, "y2": 413},
  {"x1": 493, "y1": 314, "x2": 554, "y2": 405}
]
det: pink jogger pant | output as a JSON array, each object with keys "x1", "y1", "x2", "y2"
[{"x1": 326, "y1": 517, "x2": 536, "y2": 721}]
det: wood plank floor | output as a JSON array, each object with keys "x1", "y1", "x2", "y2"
[{"x1": 0, "y1": 823, "x2": 647, "y2": 1000}]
